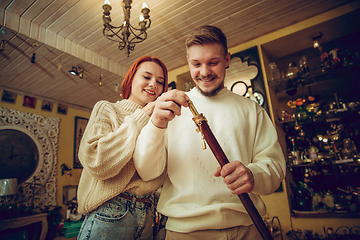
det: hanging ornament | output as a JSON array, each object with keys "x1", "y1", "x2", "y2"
[
  {"x1": 31, "y1": 53, "x2": 36, "y2": 63},
  {"x1": 58, "y1": 60, "x2": 62, "y2": 71},
  {"x1": 78, "y1": 67, "x2": 83, "y2": 79},
  {"x1": 31, "y1": 42, "x2": 38, "y2": 63},
  {"x1": 0, "y1": 40, "x2": 5, "y2": 51},
  {"x1": 115, "y1": 82, "x2": 119, "y2": 91},
  {"x1": 99, "y1": 74, "x2": 103, "y2": 87}
]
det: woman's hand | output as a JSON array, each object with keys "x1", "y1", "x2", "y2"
[{"x1": 142, "y1": 101, "x2": 156, "y2": 117}]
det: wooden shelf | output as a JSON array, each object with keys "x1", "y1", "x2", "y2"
[
  {"x1": 269, "y1": 64, "x2": 360, "y2": 94},
  {"x1": 291, "y1": 212, "x2": 360, "y2": 218},
  {"x1": 276, "y1": 108, "x2": 360, "y2": 126},
  {"x1": 287, "y1": 159, "x2": 360, "y2": 168}
]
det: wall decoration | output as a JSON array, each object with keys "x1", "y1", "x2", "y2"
[
  {"x1": 41, "y1": 100, "x2": 53, "y2": 112},
  {"x1": 73, "y1": 116, "x2": 88, "y2": 169},
  {"x1": 225, "y1": 46, "x2": 270, "y2": 115},
  {"x1": 57, "y1": 103, "x2": 68, "y2": 115},
  {"x1": 230, "y1": 80, "x2": 249, "y2": 96},
  {"x1": 1, "y1": 90, "x2": 17, "y2": 104},
  {"x1": 0, "y1": 129, "x2": 39, "y2": 183},
  {"x1": 0, "y1": 107, "x2": 60, "y2": 207},
  {"x1": 63, "y1": 185, "x2": 78, "y2": 205},
  {"x1": 23, "y1": 95, "x2": 36, "y2": 108}
]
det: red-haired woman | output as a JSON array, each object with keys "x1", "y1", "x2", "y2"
[{"x1": 77, "y1": 56, "x2": 168, "y2": 240}]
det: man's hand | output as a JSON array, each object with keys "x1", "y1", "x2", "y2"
[
  {"x1": 214, "y1": 161, "x2": 254, "y2": 195},
  {"x1": 151, "y1": 89, "x2": 189, "y2": 129}
]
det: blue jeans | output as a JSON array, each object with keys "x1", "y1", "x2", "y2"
[{"x1": 78, "y1": 192, "x2": 155, "y2": 240}]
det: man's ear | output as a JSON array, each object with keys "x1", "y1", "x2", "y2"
[{"x1": 225, "y1": 52, "x2": 231, "y2": 67}]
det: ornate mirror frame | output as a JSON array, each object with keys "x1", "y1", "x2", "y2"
[
  {"x1": 227, "y1": 46, "x2": 270, "y2": 115},
  {"x1": 0, "y1": 107, "x2": 60, "y2": 207}
]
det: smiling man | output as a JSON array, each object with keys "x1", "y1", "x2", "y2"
[
  {"x1": 133, "y1": 25, "x2": 286, "y2": 240},
  {"x1": 187, "y1": 42, "x2": 229, "y2": 97}
]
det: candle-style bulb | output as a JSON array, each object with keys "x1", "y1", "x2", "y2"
[
  {"x1": 142, "y1": 2, "x2": 148, "y2": 9},
  {"x1": 139, "y1": 15, "x2": 144, "y2": 22},
  {"x1": 104, "y1": 0, "x2": 111, "y2": 5}
]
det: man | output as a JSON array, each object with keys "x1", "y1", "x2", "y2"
[{"x1": 134, "y1": 25, "x2": 286, "y2": 240}]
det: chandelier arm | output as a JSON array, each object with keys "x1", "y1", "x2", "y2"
[
  {"x1": 128, "y1": 31, "x2": 147, "y2": 44},
  {"x1": 119, "y1": 43, "x2": 126, "y2": 51},
  {"x1": 129, "y1": 19, "x2": 151, "y2": 32},
  {"x1": 131, "y1": 20, "x2": 151, "y2": 34},
  {"x1": 127, "y1": 24, "x2": 147, "y2": 43},
  {"x1": 144, "y1": 19, "x2": 151, "y2": 29},
  {"x1": 103, "y1": 25, "x2": 126, "y2": 43}
]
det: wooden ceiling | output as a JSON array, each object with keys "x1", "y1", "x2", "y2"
[{"x1": 0, "y1": 0, "x2": 358, "y2": 111}]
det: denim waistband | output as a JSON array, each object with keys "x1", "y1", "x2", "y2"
[{"x1": 114, "y1": 192, "x2": 155, "y2": 209}]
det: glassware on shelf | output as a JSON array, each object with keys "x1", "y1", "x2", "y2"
[
  {"x1": 290, "y1": 137, "x2": 301, "y2": 165},
  {"x1": 308, "y1": 146, "x2": 319, "y2": 161},
  {"x1": 342, "y1": 138, "x2": 357, "y2": 159},
  {"x1": 269, "y1": 62, "x2": 280, "y2": 81},
  {"x1": 293, "y1": 181, "x2": 312, "y2": 211},
  {"x1": 312, "y1": 192, "x2": 322, "y2": 211},
  {"x1": 286, "y1": 62, "x2": 299, "y2": 78},
  {"x1": 280, "y1": 110, "x2": 289, "y2": 121},
  {"x1": 323, "y1": 191, "x2": 335, "y2": 210},
  {"x1": 298, "y1": 56, "x2": 309, "y2": 77},
  {"x1": 295, "y1": 98, "x2": 308, "y2": 121}
]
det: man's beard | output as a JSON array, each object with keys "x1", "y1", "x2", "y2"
[{"x1": 196, "y1": 82, "x2": 224, "y2": 97}]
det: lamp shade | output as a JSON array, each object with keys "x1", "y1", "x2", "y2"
[
  {"x1": 0, "y1": 178, "x2": 18, "y2": 196},
  {"x1": 69, "y1": 67, "x2": 78, "y2": 76}
]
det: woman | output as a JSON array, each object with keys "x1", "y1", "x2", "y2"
[{"x1": 77, "y1": 56, "x2": 168, "y2": 240}]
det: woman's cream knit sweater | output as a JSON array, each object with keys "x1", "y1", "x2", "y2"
[{"x1": 77, "y1": 99, "x2": 165, "y2": 214}]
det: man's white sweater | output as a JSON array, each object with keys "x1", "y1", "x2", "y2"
[{"x1": 134, "y1": 88, "x2": 286, "y2": 233}]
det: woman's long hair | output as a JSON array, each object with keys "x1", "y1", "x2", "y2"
[{"x1": 121, "y1": 56, "x2": 168, "y2": 99}]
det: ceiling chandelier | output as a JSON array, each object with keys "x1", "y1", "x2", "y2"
[{"x1": 102, "y1": 0, "x2": 151, "y2": 57}]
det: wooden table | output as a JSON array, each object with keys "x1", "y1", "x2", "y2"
[{"x1": 0, "y1": 213, "x2": 48, "y2": 240}]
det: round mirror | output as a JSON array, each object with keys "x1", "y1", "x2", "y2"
[{"x1": 0, "y1": 129, "x2": 39, "y2": 183}]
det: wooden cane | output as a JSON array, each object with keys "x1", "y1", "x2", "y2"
[{"x1": 188, "y1": 100, "x2": 273, "y2": 240}]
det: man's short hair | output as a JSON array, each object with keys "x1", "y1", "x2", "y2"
[{"x1": 185, "y1": 25, "x2": 228, "y2": 57}]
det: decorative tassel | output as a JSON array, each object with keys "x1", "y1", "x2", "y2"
[{"x1": 31, "y1": 53, "x2": 36, "y2": 63}]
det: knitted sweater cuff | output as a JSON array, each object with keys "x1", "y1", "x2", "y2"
[{"x1": 131, "y1": 109, "x2": 150, "y2": 129}]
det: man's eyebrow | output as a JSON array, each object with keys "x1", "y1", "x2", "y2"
[{"x1": 190, "y1": 57, "x2": 221, "y2": 62}]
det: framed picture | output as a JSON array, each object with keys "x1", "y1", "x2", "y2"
[
  {"x1": 63, "y1": 185, "x2": 78, "y2": 205},
  {"x1": 23, "y1": 95, "x2": 36, "y2": 108},
  {"x1": 57, "y1": 103, "x2": 68, "y2": 115},
  {"x1": 73, "y1": 116, "x2": 88, "y2": 169},
  {"x1": 41, "y1": 100, "x2": 53, "y2": 112},
  {"x1": 1, "y1": 90, "x2": 17, "y2": 104}
]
